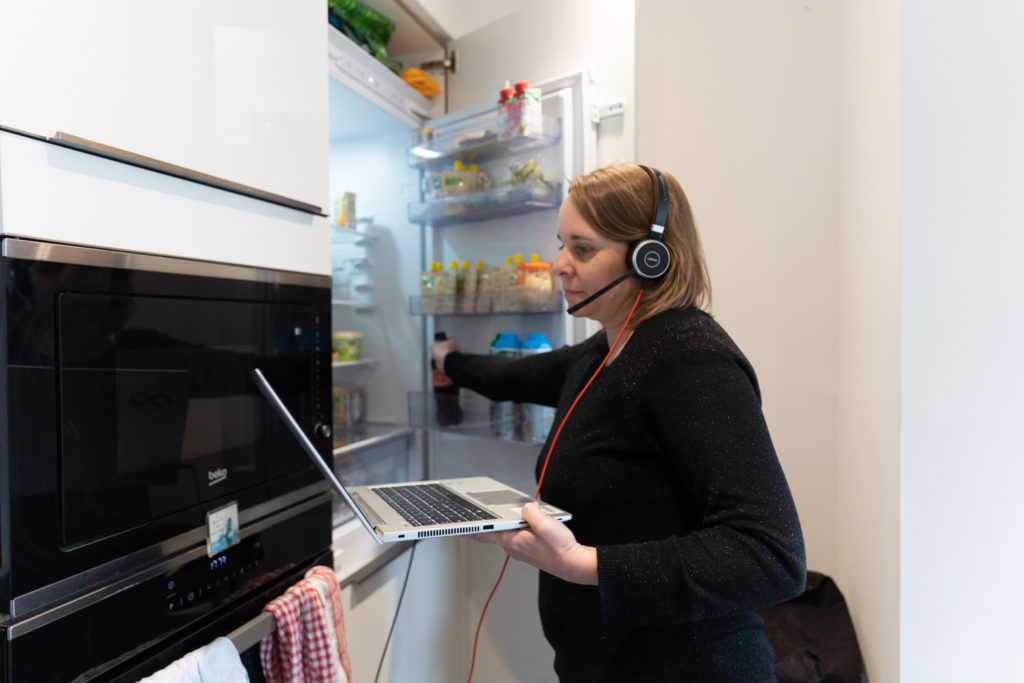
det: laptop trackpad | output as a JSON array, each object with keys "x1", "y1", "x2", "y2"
[{"x1": 468, "y1": 490, "x2": 534, "y2": 507}]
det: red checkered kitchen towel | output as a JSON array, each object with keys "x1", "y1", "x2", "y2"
[{"x1": 260, "y1": 566, "x2": 351, "y2": 683}]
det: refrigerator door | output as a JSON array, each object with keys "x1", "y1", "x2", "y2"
[
  {"x1": 419, "y1": 70, "x2": 598, "y2": 353},
  {"x1": 409, "y1": 72, "x2": 598, "y2": 683}
]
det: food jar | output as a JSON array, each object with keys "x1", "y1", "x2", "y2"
[
  {"x1": 331, "y1": 331, "x2": 362, "y2": 362},
  {"x1": 516, "y1": 256, "x2": 553, "y2": 311}
]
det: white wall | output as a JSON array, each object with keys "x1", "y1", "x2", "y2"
[
  {"x1": 637, "y1": 3, "x2": 906, "y2": 681},
  {"x1": 837, "y1": 1, "x2": 901, "y2": 681},
  {"x1": 901, "y1": 1, "x2": 1024, "y2": 680},
  {"x1": 636, "y1": 0, "x2": 841, "y2": 577}
]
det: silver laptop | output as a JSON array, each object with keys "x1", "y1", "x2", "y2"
[{"x1": 251, "y1": 368, "x2": 571, "y2": 544}]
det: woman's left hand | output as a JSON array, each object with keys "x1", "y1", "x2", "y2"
[{"x1": 473, "y1": 501, "x2": 598, "y2": 586}]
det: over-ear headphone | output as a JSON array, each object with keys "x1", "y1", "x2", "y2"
[
  {"x1": 629, "y1": 165, "x2": 671, "y2": 279},
  {"x1": 564, "y1": 164, "x2": 672, "y2": 314}
]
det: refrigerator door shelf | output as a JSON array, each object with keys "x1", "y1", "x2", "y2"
[
  {"x1": 408, "y1": 181, "x2": 563, "y2": 227},
  {"x1": 409, "y1": 114, "x2": 561, "y2": 170},
  {"x1": 407, "y1": 391, "x2": 550, "y2": 446},
  {"x1": 410, "y1": 291, "x2": 564, "y2": 317}
]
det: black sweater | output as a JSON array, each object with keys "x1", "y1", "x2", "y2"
[{"x1": 445, "y1": 307, "x2": 806, "y2": 682}]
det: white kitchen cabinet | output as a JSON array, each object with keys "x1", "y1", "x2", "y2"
[
  {"x1": 0, "y1": 129, "x2": 331, "y2": 275},
  {"x1": 0, "y1": 0, "x2": 327, "y2": 213}
]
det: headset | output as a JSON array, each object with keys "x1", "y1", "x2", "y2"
[
  {"x1": 631, "y1": 165, "x2": 672, "y2": 279},
  {"x1": 565, "y1": 164, "x2": 671, "y2": 314}
]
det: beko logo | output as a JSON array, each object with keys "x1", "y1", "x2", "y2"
[{"x1": 208, "y1": 468, "x2": 228, "y2": 487}]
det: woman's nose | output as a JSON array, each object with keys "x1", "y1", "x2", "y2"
[{"x1": 553, "y1": 249, "x2": 572, "y2": 277}]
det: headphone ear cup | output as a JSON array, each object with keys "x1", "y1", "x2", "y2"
[{"x1": 630, "y1": 239, "x2": 671, "y2": 279}]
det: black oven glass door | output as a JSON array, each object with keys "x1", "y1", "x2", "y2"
[{"x1": 58, "y1": 292, "x2": 315, "y2": 548}]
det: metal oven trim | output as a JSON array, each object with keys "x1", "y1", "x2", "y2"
[
  {"x1": 1, "y1": 237, "x2": 331, "y2": 288},
  {"x1": 8, "y1": 482, "x2": 330, "y2": 620},
  {"x1": 4, "y1": 490, "x2": 333, "y2": 639}
]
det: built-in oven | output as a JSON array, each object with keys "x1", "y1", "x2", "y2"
[{"x1": 0, "y1": 237, "x2": 336, "y2": 681}]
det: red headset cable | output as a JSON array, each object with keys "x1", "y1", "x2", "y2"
[{"x1": 467, "y1": 287, "x2": 645, "y2": 683}]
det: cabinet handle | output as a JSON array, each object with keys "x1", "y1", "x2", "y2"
[{"x1": 49, "y1": 131, "x2": 325, "y2": 216}]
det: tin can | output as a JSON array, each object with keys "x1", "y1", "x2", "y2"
[{"x1": 333, "y1": 386, "x2": 366, "y2": 427}]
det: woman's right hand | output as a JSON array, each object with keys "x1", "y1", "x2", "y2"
[{"x1": 430, "y1": 337, "x2": 460, "y2": 373}]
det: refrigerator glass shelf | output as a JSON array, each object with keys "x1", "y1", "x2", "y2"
[
  {"x1": 331, "y1": 358, "x2": 377, "y2": 369},
  {"x1": 331, "y1": 358, "x2": 377, "y2": 388},
  {"x1": 408, "y1": 114, "x2": 561, "y2": 170},
  {"x1": 407, "y1": 391, "x2": 549, "y2": 446},
  {"x1": 409, "y1": 290, "x2": 563, "y2": 316},
  {"x1": 332, "y1": 422, "x2": 413, "y2": 457},
  {"x1": 331, "y1": 299, "x2": 376, "y2": 311},
  {"x1": 332, "y1": 423, "x2": 415, "y2": 528},
  {"x1": 408, "y1": 181, "x2": 562, "y2": 227}
]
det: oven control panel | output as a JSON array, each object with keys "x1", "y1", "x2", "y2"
[
  {"x1": 163, "y1": 535, "x2": 266, "y2": 613},
  {"x1": 2, "y1": 499, "x2": 332, "y2": 682}
]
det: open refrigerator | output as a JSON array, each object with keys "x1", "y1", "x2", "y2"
[
  {"x1": 325, "y1": 23, "x2": 594, "y2": 681},
  {"x1": 326, "y1": 23, "x2": 594, "y2": 506}
]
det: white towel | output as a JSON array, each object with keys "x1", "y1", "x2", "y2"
[
  {"x1": 196, "y1": 637, "x2": 249, "y2": 682},
  {"x1": 137, "y1": 636, "x2": 248, "y2": 683}
]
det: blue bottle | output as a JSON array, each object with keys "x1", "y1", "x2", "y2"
[{"x1": 432, "y1": 331, "x2": 463, "y2": 426}]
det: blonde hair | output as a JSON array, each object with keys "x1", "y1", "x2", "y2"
[{"x1": 568, "y1": 163, "x2": 711, "y2": 327}]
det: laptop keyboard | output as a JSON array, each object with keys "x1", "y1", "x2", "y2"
[{"x1": 372, "y1": 483, "x2": 498, "y2": 527}]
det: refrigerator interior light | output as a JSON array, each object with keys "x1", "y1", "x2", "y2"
[{"x1": 410, "y1": 145, "x2": 442, "y2": 159}]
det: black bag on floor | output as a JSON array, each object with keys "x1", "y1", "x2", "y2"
[{"x1": 757, "y1": 571, "x2": 867, "y2": 683}]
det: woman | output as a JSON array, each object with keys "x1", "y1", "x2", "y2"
[{"x1": 431, "y1": 163, "x2": 805, "y2": 681}]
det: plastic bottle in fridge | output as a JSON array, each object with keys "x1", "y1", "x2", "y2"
[
  {"x1": 432, "y1": 331, "x2": 463, "y2": 426},
  {"x1": 497, "y1": 86, "x2": 516, "y2": 138},
  {"x1": 419, "y1": 261, "x2": 439, "y2": 314},
  {"x1": 520, "y1": 333, "x2": 555, "y2": 442},
  {"x1": 434, "y1": 262, "x2": 454, "y2": 314},
  {"x1": 451, "y1": 259, "x2": 468, "y2": 313},
  {"x1": 472, "y1": 260, "x2": 491, "y2": 313},
  {"x1": 499, "y1": 254, "x2": 524, "y2": 312},
  {"x1": 490, "y1": 333, "x2": 521, "y2": 439}
]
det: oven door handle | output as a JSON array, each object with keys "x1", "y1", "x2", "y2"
[{"x1": 47, "y1": 131, "x2": 325, "y2": 216}]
